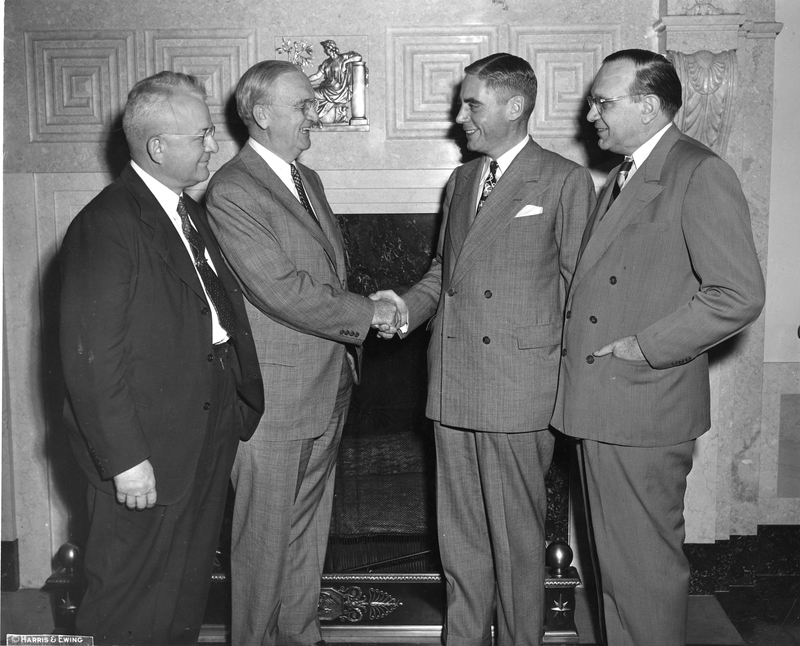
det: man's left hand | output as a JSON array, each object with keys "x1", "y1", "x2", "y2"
[{"x1": 593, "y1": 335, "x2": 646, "y2": 361}]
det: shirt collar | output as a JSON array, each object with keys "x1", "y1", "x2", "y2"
[
  {"x1": 629, "y1": 122, "x2": 672, "y2": 173},
  {"x1": 130, "y1": 160, "x2": 182, "y2": 213},
  {"x1": 491, "y1": 135, "x2": 530, "y2": 175}
]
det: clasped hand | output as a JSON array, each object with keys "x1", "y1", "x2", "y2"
[{"x1": 369, "y1": 289, "x2": 409, "y2": 339}]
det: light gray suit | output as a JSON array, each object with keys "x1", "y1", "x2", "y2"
[
  {"x1": 551, "y1": 125, "x2": 765, "y2": 646},
  {"x1": 403, "y1": 138, "x2": 595, "y2": 646},
  {"x1": 206, "y1": 141, "x2": 375, "y2": 646}
]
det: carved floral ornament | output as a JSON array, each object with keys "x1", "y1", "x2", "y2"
[{"x1": 668, "y1": 49, "x2": 737, "y2": 157}]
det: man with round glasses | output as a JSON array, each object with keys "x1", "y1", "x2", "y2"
[
  {"x1": 551, "y1": 49, "x2": 765, "y2": 646},
  {"x1": 60, "y1": 71, "x2": 264, "y2": 644}
]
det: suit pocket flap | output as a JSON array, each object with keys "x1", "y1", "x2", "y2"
[
  {"x1": 256, "y1": 341, "x2": 299, "y2": 367},
  {"x1": 515, "y1": 322, "x2": 561, "y2": 349}
]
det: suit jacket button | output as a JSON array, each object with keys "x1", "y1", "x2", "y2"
[
  {"x1": 355, "y1": 332, "x2": 360, "y2": 338},
  {"x1": 483, "y1": 336, "x2": 490, "y2": 344},
  {"x1": 609, "y1": 276, "x2": 617, "y2": 285},
  {"x1": 203, "y1": 402, "x2": 211, "y2": 410},
  {"x1": 484, "y1": 290, "x2": 492, "y2": 298},
  {"x1": 207, "y1": 354, "x2": 214, "y2": 362},
  {"x1": 447, "y1": 288, "x2": 456, "y2": 296},
  {"x1": 586, "y1": 355, "x2": 595, "y2": 364},
  {"x1": 561, "y1": 348, "x2": 567, "y2": 357},
  {"x1": 565, "y1": 310, "x2": 571, "y2": 319},
  {"x1": 201, "y1": 307, "x2": 210, "y2": 315},
  {"x1": 590, "y1": 316, "x2": 597, "y2": 324}
]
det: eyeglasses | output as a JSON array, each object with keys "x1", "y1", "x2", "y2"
[
  {"x1": 586, "y1": 94, "x2": 643, "y2": 114},
  {"x1": 157, "y1": 126, "x2": 216, "y2": 146}
]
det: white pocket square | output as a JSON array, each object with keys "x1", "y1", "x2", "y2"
[{"x1": 515, "y1": 205, "x2": 544, "y2": 218}]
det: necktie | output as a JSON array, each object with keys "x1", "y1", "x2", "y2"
[
  {"x1": 177, "y1": 197, "x2": 237, "y2": 339},
  {"x1": 290, "y1": 164, "x2": 321, "y2": 227},
  {"x1": 611, "y1": 157, "x2": 633, "y2": 200},
  {"x1": 476, "y1": 160, "x2": 499, "y2": 216}
]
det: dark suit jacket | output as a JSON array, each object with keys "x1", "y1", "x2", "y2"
[
  {"x1": 60, "y1": 163, "x2": 264, "y2": 505},
  {"x1": 551, "y1": 125, "x2": 765, "y2": 446},
  {"x1": 205, "y1": 143, "x2": 375, "y2": 441},
  {"x1": 402, "y1": 138, "x2": 596, "y2": 432}
]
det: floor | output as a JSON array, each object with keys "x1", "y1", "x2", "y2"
[{"x1": 1, "y1": 582, "x2": 798, "y2": 645}]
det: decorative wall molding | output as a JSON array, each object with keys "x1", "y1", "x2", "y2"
[
  {"x1": 511, "y1": 25, "x2": 620, "y2": 138},
  {"x1": 24, "y1": 31, "x2": 137, "y2": 143},
  {"x1": 145, "y1": 29, "x2": 258, "y2": 139},
  {"x1": 386, "y1": 27, "x2": 500, "y2": 140},
  {"x1": 669, "y1": 49, "x2": 737, "y2": 157}
]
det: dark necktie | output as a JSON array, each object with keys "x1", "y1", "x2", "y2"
[
  {"x1": 611, "y1": 157, "x2": 634, "y2": 201},
  {"x1": 177, "y1": 197, "x2": 236, "y2": 339},
  {"x1": 476, "y1": 160, "x2": 499, "y2": 216},
  {"x1": 290, "y1": 164, "x2": 321, "y2": 227}
]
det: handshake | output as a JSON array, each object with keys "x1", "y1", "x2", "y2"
[{"x1": 368, "y1": 289, "x2": 409, "y2": 340}]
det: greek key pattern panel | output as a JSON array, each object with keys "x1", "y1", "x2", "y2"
[
  {"x1": 24, "y1": 31, "x2": 137, "y2": 143},
  {"x1": 386, "y1": 27, "x2": 500, "y2": 139},
  {"x1": 511, "y1": 25, "x2": 620, "y2": 137},
  {"x1": 144, "y1": 29, "x2": 258, "y2": 139}
]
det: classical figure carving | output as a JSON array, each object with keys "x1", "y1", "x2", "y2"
[
  {"x1": 668, "y1": 49, "x2": 737, "y2": 156},
  {"x1": 308, "y1": 40, "x2": 368, "y2": 124}
]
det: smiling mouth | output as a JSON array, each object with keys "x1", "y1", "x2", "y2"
[{"x1": 464, "y1": 128, "x2": 477, "y2": 136}]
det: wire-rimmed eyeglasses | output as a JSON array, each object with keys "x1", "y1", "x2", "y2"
[
  {"x1": 157, "y1": 125, "x2": 216, "y2": 146},
  {"x1": 586, "y1": 94, "x2": 643, "y2": 114}
]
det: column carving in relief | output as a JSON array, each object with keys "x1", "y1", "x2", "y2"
[{"x1": 668, "y1": 49, "x2": 736, "y2": 156}]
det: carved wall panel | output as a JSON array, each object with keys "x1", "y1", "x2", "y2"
[
  {"x1": 386, "y1": 27, "x2": 500, "y2": 139},
  {"x1": 24, "y1": 31, "x2": 136, "y2": 143},
  {"x1": 511, "y1": 25, "x2": 620, "y2": 137},
  {"x1": 145, "y1": 29, "x2": 258, "y2": 140},
  {"x1": 668, "y1": 49, "x2": 737, "y2": 157}
]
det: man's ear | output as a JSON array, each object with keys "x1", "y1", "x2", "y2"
[
  {"x1": 507, "y1": 95, "x2": 526, "y2": 122},
  {"x1": 253, "y1": 104, "x2": 269, "y2": 130},
  {"x1": 146, "y1": 136, "x2": 164, "y2": 165},
  {"x1": 640, "y1": 94, "x2": 661, "y2": 124}
]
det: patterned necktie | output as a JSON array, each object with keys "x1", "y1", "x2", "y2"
[
  {"x1": 476, "y1": 160, "x2": 499, "y2": 216},
  {"x1": 290, "y1": 164, "x2": 321, "y2": 227},
  {"x1": 611, "y1": 157, "x2": 634, "y2": 200},
  {"x1": 177, "y1": 197, "x2": 236, "y2": 338}
]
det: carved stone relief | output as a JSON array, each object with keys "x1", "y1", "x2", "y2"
[{"x1": 668, "y1": 49, "x2": 737, "y2": 156}]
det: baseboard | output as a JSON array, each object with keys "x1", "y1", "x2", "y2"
[{"x1": 1, "y1": 540, "x2": 20, "y2": 592}]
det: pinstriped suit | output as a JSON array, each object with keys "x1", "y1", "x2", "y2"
[
  {"x1": 550, "y1": 125, "x2": 765, "y2": 645},
  {"x1": 206, "y1": 141, "x2": 375, "y2": 646},
  {"x1": 402, "y1": 138, "x2": 595, "y2": 646}
]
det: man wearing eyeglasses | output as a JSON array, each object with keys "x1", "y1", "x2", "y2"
[
  {"x1": 551, "y1": 49, "x2": 765, "y2": 646},
  {"x1": 59, "y1": 71, "x2": 264, "y2": 644},
  {"x1": 205, "y1": 60, "x2": 400, "y2": 646}
]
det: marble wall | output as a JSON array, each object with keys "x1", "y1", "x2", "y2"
[{"x1": 2, "y1": 0, "x2": 795, "y2": 588}]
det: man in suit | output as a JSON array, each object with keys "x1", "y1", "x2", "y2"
[
  {"x1": 60, "y1": 71, "x2": 264, "y2": 645},
  {"x1": 550, "y1": 49, "x2": 766, "y2": 646},
  {"x1": 204, "y1": 60, "x2": 399, "y2": 646},
  {"x1": 373, "y1": 53, "x2": 595, "y2": 646}
]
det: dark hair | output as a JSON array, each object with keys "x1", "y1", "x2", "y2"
[
  {"x1": 235, "y1": 60, "x2": 302, "y2": 127},
  {"x1": 604, "y1": 49, "x2": 682, "y2": 118},
  {"x1": 464, "y1": 53, "x2": 538, "y2": 121},
  {"x1": 122, "y1": 71, "x2": 206, "y2": 147}
]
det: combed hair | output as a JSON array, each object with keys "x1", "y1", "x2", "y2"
[
  {"x1": 122, "y1": 71, "x2": 206, "y2": 148},
  {"x1": 604, "y1": 49, "x2": 682, "y2": 118},
  {"x1": 235, "y1": 60, "x2": 300, "y2": 127},
  {"x1": 464, "y1": 53, "x2": 538, "y2": 121}
]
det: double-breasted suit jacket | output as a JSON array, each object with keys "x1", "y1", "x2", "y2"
[
  {"x1": 206, "y1": 143, "x2": 375, "y2": 440},
  {"x1": 403, "y1": 138, "x2": 596, "y2": 432},
  {"x1": 60, "y1": 163, "x2": 264, "y2": 503},
  {"x1": 551, "y1": 125, "x2": 765, "y2": 446}
]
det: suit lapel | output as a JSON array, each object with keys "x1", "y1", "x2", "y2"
[
  {"x1": 119, "y1": 165, "x2": 208, "y2": 304},
  {"x1": 449, "y1": 140, "x2": 547, "y2": 288},
  {"x1": 571, "y1": 125, "x2": 681, "y2": 291},
  {"x1": 239, "y1": 146, "x2": 339, "y2": 275}
]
